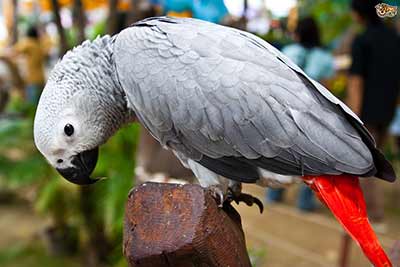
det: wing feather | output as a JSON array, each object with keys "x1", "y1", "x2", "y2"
[{"x1": 114, "y1": 17, "x2": 389, "y2": 181}]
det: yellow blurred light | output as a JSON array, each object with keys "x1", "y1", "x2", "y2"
[
  {"x1": 0, "y1": 19, "x2": 8, "y2": 43},
  {"x1": 34, "y1": 0, "x2": 131, "y2": 12},
  {"x1": 166, "y1": 11, "x2": 192, "y2": 18}
]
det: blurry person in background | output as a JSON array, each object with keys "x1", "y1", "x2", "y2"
[
  {"x1": 282, "y1": 17, "x2": 334, "y2": 87},
  {"x1": 347, "y1": 0, "x2": 400, "y2": 231},
  {"x1": 12, "y1": 25, "x2": 46, "y2": 105},
  {"x1": 267, "y1": 17, "x2": 334, "y2": 212}
]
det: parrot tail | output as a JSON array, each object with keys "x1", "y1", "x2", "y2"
[{"x1": 303, "y1": 175, "x2": 392, "y2": 267}]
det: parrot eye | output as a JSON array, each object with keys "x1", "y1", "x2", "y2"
[{"x1": 64, "y1": 124, "x2": 74, "y2": 136}]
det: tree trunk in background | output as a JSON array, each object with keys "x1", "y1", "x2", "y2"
[
  {"x1": 128, "y1": 0, "x2": 140, "y2": 24},
  {"x1": 80, "y1": 187, "x2": 110, "y2": 267},
  {"x1": 108, "y1": 0, "x2": 119, "y2": 35},
  {"x1": 10, "y1": 0, "x2": 18, "y2": 45},
  {"x1": 71, "y1": 6, "x2": 102, "y2": 263},
  {"x1": 50, "y1": 0, "x2": 69, "y2": 55},
  {"x1": 240, "y1": 0, "x2": 248, "y2": 30},
  {"x1": 73, "y1": 0, "x2": 86, "y2": 44},
  {"x1": 72, "y1": 5, "x2": 106, "y2": 266},
  {"x1": 128, "y1": 0, "x2": 158, "y2": 25}
]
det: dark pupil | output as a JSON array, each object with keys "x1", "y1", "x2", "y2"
[{"x1": 64, "y1": 124, "x2": 74, "y2": 136}]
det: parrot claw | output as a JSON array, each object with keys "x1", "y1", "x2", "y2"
[
  {"x1": 208, "y1": 185, "x2": 225, "y2": 207},
  {"x1": 227, "y1": 192, "x2": 264, "y2": 214},
  {"x1": 208, "y1": 186, "x2": 264, "y2": 213}
]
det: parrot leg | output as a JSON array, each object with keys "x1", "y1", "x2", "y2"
[
  {"x1": 208, "y1": 185, "x2": 226, "y2": 207},
  {"x1": 187, "y1": 159, "x2": 230, "y2": 207}
]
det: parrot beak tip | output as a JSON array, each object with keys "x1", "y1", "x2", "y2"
[{"x1": 56, "y1": 147, "x2": 99, "y2": 185}]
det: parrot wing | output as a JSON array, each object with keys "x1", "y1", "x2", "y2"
[{"x1": 114, "y1": 17, "x2": 395, "y2": 182}]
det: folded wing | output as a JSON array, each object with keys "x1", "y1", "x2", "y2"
[{"x1": 114, "y1": 17, "x2": 395, "y2": 182}]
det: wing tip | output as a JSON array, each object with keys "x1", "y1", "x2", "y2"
[{"x1": 372, "y1": 148, "x2": 397, "y2": 182}]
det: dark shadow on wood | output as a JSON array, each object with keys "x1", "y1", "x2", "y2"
[{"x1": 123, "y1": 182, "x2": 251, "y2": 267}]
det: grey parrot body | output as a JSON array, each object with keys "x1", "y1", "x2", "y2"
[
  {"x1": 34, "y1": 16, "x2": 395, "y2": 188},
  {"x1": 114, "y1": 17, "x2": 393, "y2": 183}
]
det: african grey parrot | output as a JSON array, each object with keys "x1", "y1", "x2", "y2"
[{"x1": 34, "y1": 17, "x2": 395, "y2": 267}]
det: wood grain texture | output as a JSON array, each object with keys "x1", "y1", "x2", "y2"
[{"x1": 123, "y1": 182, "x2": 251, "y2": 267}]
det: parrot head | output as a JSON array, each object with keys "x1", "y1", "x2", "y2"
[{"x1": 34, "y1": 36, "x2": 133, "y2": 185}]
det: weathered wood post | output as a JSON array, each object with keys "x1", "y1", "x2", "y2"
[{"x1": 123, "y1": 182, "x2": 251, "y2": 267}]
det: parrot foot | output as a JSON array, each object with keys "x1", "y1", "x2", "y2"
[
  {"x1": 227, "y1": 191, "x2": 264, "y2": 214},
  {"x1": 208, "y1": 185, "x2": 225, "y2": 207}
]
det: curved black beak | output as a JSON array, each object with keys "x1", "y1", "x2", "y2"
[{"x1": 56, "y1": 147, "x2": 99, "y2": 185}]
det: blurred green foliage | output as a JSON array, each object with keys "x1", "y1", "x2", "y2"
[
  {"x1": 248, "y1": 247, "x2": 267, "y2": 267},
  {"x1": 0, "y1": 242, "x2": 81, "y2": 267},
  {"x1": 0, "y1": 94, "x2": 140, "y2": 266}
]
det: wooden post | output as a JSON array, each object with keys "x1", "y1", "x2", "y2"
[{"x1": 123, "y1": 183, "x2": 251, "y2": 267}]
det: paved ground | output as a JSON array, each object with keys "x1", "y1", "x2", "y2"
[
  {"x1": 236, "y1": 184, "x2": 400, "y2": 267},
  {"x1": 0, "y1": 203, "x2": 43, "y2": 249},
  {"x1": 0, "y1": 202, "x2": 80, "y2": 267}
]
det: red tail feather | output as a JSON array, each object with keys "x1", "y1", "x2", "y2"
[{"x1": 303, "y1": 175, "x2": 391, "y2": 267}]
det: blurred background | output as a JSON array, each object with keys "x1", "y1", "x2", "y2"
[{"x1": 0, "y1": 0, "x2": 399, "y2": 267}]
